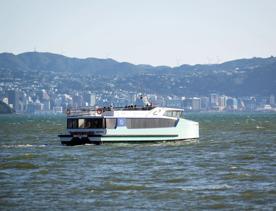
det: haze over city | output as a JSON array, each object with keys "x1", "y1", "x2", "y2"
[{"x1": 1, "y1": 0, "x2": 276, "y2": 66}]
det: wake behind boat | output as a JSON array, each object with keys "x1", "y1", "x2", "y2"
[{"x1": 58, "y1": 96, "x2": 199, "y2": 145}]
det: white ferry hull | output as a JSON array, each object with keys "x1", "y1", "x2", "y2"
[{"x1": 59, "y1": 119, "x2": 199, "y2": 145}]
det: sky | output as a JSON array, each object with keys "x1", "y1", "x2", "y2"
[{"x1": 0, "y1": 0, "x2": 276, "y2": 66}]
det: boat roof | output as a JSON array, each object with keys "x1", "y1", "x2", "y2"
[{"x1": 66, "y1": 106, "x2": 183, "y2": 118}]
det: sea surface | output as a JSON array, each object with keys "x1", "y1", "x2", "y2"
[{"x1": 0, "y1": 113, "x2": 276, "y2": 210}]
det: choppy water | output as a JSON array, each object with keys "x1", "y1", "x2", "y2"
[{"x1": 0, "y1": 113, "x2": 276, "y2": 210}]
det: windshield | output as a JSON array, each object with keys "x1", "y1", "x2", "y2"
[{"x1": 164, "y1": 110, "x2": 182, "y2": 118}]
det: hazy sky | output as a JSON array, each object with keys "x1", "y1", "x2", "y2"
[{"x1": 0, "y1": 0, "x2": 276, "y2": 66}]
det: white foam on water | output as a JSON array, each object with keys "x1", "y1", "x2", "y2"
[
  {"x1": 230, "y1": 166, "x2": 237, "y2": 169},
  {"x1": 1, "y1": 144, "x2": 46, "y2": 148},
  {"x1": 146, "y1": 139, "x2": 199, "y2": 147},
  {"x1": 180, "y1": 184, "x2": 233, "y2": 191}
]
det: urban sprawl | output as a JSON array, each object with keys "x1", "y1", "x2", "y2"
[{"x1": 1, "y1": 88, "x2": 275, "y2": 114}]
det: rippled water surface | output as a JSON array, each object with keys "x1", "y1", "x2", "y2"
[{"x1": 0, "y1": 113, "x2": 276, "y2": 210}]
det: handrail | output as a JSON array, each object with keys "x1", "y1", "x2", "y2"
[{"x1": 66, "y1": 105, "x2": 155, "y2": 116}]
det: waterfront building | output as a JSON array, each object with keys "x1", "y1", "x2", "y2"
[
  {"x1": 37, "y1": 89, "x2": 50, "y2": 101},
  {"x1": 166, "y1": 99, "x2": 182, "y2": 108},
  {"x1": 26, "y1": 103, "x2": 36, "y2": 113},
  {"x1": 34, "y1": 100, "x2": 44, "y2": 112},
  {"x1": 43, "y1": 100, "x2": 51, "y2": 111},
  {"x1": 192, "y1": 97, "x2": 201, "y2": 111},
  {"x1": 210, "y1": 93, "x2": 219, "y2": 108},
  {"x1": 200, "y1": 96, "x2": 210, "y2": 110},
  {"x1": 226, "y1": 98, "x2": 238, "y2": 111},
  {"x1": 232, "y1": 98, "x2": 238, "y2": 110},
  {"x1": 90, "y1": 93, "x2": 96, "y2": 106},
  {"x1": 240, "y1": 97, "x2": 257, "y2": 111},
  {"x1": 218, "y1": 95, "x2": 227, "y2": 111},
  {"x1": 84, "y1": 92, "x2": 96, "y2": 107},
  {"x1": 72, "y1": 94, "x2": 83, "y2": 107},
  {"x1": 7, "y1": 90, "x2": 19, "y2": 111},
  {"x1": 182, "y1": 98, "x2": 192, "y2": 111},
  {"x1": 53, "y1": 106, "x2": 63, "y2": 113}
]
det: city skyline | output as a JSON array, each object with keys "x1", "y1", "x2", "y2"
[
  {"x1": 1, "y1": 50, "x2": 275, "y2": 114},
  {"x1": 2, "y1": 87, "x2": 276, "y2": 114}
]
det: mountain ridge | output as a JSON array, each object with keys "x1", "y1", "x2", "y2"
[
  {"x1": 2, "y1": 51, "x2": 276, "y2": 70},
  {"x1": 0, "y1": 51, "x2": 275, "y2": 96}
]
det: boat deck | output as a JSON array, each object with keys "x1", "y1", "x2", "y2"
[{"x1": 66, "y1": 105, "x2": 155, "y2": 117}]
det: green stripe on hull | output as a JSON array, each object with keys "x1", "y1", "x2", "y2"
[{"x1": 94, "y1": 135, "x2": 179, "y2": 142}]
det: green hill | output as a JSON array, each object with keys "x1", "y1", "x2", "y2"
[{"x1": 0, "y1": 52, "x2": 275, "y2": 96}]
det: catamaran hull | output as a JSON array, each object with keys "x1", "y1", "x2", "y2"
[
  {"x1": 59, "y1": 135, "x2": 198, "y2": 145},
  {"x1": 59, "y1": 119, "x2": 199, "y2": 146}
]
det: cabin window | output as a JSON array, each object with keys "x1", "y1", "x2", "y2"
[
  {"x1": 78, "y1": 119, "x2": 85, "y2": 128},
  {"x1": 67, "y1": 119, "x2": 78, "y2": 129},
  {"x1": 126, "y1": 118, "x2": 177, "y2": 129},
  {"x1": 106, "y1": 118, "x2": 116, "y2": 129},
  {"x1": 67, "y1": 118, "x2": 104, "y2": 129},
  {"x1": 68, "y1": 118, "x2": 176, "y2": 129},
  {"x1": 85, "y1": 118, "x2": 103, "y2": 128},
  {"x1": 164, "y1": 111, "x2": 182, "y2": 118}
]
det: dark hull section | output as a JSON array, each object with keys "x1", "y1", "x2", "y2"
[
  {"x1": 61, "y1": 137, "x2": 91, "y2": 146},
  {"x1": 59, "y1": 135, "x2": 196, "y2": 146},
  {"x1": 59, "y1": 135, "x2": 102, "y2": 146}
]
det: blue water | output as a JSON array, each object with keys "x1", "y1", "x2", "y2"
[{"x1": 0, "y1": 113, "x2": 276, "y2": 210}]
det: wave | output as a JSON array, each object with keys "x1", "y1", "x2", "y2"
[
  {"x1": 0, "y1": 144, "x2": 46, "y2": 148},
  {"x1": 180, "y1": 184, "x2": 232, "y2": 191},
  {"x1": 0, "y1": 162, "x2": 39, "y2": 170}
]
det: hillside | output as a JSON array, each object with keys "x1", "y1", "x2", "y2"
[{"x1": 0, "y1": 52, "x2": 275, "y2": 96}]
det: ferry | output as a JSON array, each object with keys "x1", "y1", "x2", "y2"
[{"x1": 58, "y1": 96, "x2": 199, "y2": 145}]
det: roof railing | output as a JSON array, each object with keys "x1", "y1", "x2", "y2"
[{"x1": 66, "y1": 105, "x2": 155, "y2": 116}]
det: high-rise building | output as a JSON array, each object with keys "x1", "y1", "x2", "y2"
[
  {"x1": 34, "y1": 100, "x2": 44, "y2": 112},
  {"x1": 218, "y1": 95, "x2": 227, "y2": 111},
  {"x1": 233, "y1": 98, "x2": 238, "y2": 110},
  {"x1": 226, "y1": 97, "x2": 238, "y2": 111},
  {"x1": 182, "y1": 98, "x2": 192, "y2": 111},
  {"x1": 7, "y1": 90, "x2": 19, "y2": 112},
  {"x1": 43, "y1": 100, "x2": 51, "y2": 111},
  {"x1": 166, "y1": 99, "x2": 182, "y2": 108},
  {"x1": 90, "y1": 93, "x2": 96, "y2": 106},
  {"x1": 192, "y1": 97, "x2": 201, "y2": 111},
  {"x1": 26, "y1": 103, "x2": 36, "y2": 113},
  {"x1": 73, "y1": 94, "x2": 83, "y2": 107},
  {"x1": 84, "y1": 93, "x2": 96, "y2": 107},
  {"x1": 210, "y1": 93, "x2": 219, "y2": 108},
  {"x1": 53, "y1": 106, "x2": 63, "y2": 113},
  {"x1": 37, "y1": 89, "x2": 50, "y2": 101},
  {"x1": 200, "y1": 96, "x2": 210, "y2": 110}
]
